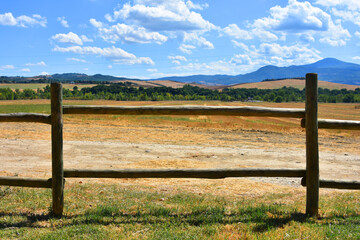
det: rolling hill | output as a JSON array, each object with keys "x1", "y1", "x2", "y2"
[
  {"x1": 154, "y1": 58, "x2": 360, "y2": 86},
  {"x1": 1, "y1": 58, "x2": 360, "y2": 88},
  {"x1": 226, "y1": 78, "x2": 360, "y2": 90},
  {"x1": 113, "y1": 79, "x2": 218, "y2": 89}
]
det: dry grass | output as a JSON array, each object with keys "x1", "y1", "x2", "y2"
[
  {"x1": 229, "y1": 79, "x2": 360, "y2": 90},
  {"x1": 1, "y1": 100, "x2": 359, "y2": 144}
]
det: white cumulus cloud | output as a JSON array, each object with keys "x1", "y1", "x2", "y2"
[
  {"x1": 93, "y1": 1, "x2": 217, "y2": 52},
  {"x1": 81, "y1": 35, "x2": 93, "y2": 43},
  {"x1": 168, "y1": 55, "x2": 187, "y2": 61},
  {"x1": 231, "y1": 42, "x2": 322, "y2": 68},
  {"x1": 183, "y1": 32, "x2": 214, "y2": 49},
  {"x1": 111, "y1": 1, "x2": 216, "y2": 32},
  {"x1": 0, "y1": 13, "x2": 16, "y2": 26},
  {"x1": 147, "y1": 68, "x2": 158, "y2": 72},
  {"x1": 223, "y1": 24, "x2": 252, "y2": 40},
  {"x1": 254, "y1": 0, "x2": 331, "y2": 32},
  {"x1": 25, "y1": 61, "x2": 46, "y2": 67},
  {"x1": 316, "y1": 0, "x2": 360, "y2": 10},
  {"x1": 52, "y1": 45, "x2": 154, "y2": 65},
  {"x1": 230, "y1": 54, "x2": 253, "y2": 66},
  {"x1": 175, "y1": 60, "x2": 235, "y2": 74},
  {"x1": 0, "y1": 65, "x2": 15, "y2": 70},
  {"x1": 168, "y1": 55, "x2": 187, "y2": 64},
  {"x1": 66, "y1": 58, "x2": 87, "y2": 63},
  {"x1": 231, "y1": 40, "x2": 250, "y2": 51},
  {"x1": 186, "y1": 1, "x2": 209, "y2": 10},
  {"x1": 251, "y1": 28, "x2": 279, "y2": 42},
  {"x1": 316, "y1": 0, "x2": 360, "y2": 26},
  {"x1": 57, "y1": 16, "x2": 69, "y2": 28},
  {"x1": 319, "y1": 20, "x2": 351, "y2": 46},
  {"x1": 223, "y1": 23, "x2": 278, "y2": 42},
  {"x1": 94, "y1": 23, "x2": 168, "y2": 44},
  {"x1": 248, "y1": 0, "x2": 350, "y2": 46},
  {"x1": 179, "y1": 44, "x2": 196, "y2": 54},
  {"x1": 90, "y1": 18, "x2": 103, "y2": 28},
  {"x1": 52, "y1": 32, "x2": 84, "y2": 45},
  {"x1": 0, "y1": 12, "x2": 46, "y2": 27}
]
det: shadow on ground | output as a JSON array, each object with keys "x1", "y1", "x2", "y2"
[{"x1": 1, "y1": 207, "x2": 359, "y2": 234}]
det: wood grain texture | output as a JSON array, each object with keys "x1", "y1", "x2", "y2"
[
  {"x1": 63, "y1": 105, "x2": 305, "y2": 118},
  {"x1": 64, "y1": 168, "x2": 306, "y2": 179},
  {"x1": 51, "y1": 82, "x2": 64, "y2": 217},
  {"x1": 305, "y1": 73, "x2": 319, "y2": 217},
  {"x1": 0, "y1": 177, "x2": 52, "y2": 188},
  {"x1": 301, "y1": 178, "x2": 360, "y2": 190},
  {"x1": 301, "y1": 118, "x2": 360, "y2": 130},
  {"x1": 0, "y1": 113, "x2": 51, "y2": 124}
]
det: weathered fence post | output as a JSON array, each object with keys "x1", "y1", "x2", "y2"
[
  {"x1": 51, "y1": 82, "x2": 64, "y2": 217},
  {"x1": 305, "y1": 73, "x2": 319, "y2": 217}
]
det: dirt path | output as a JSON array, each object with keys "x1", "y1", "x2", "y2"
[{"x1": 1, "y1": 119, "x2": 359, "y2": 197}]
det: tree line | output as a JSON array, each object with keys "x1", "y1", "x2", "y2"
[{"x1": 1, "y1": 83, "x2": 360, "y2": 103}]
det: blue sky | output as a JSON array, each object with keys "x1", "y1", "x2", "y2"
[{"x1": 1, "y1": 0, "x2": 360, "y2": 79}]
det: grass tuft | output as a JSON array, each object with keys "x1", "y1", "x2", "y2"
[{"x1": 0, "y1": 184, "x2": 359, "y2": 239}]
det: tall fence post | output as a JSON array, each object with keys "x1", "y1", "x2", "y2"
[
  {"x1": 305, "y1": 73, "x2": 319, "y2": 217},
  {"x1": 51, "y1": 82, "x2": 64, "y2": 217}
]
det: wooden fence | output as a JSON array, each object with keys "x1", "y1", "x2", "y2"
[{"x1": 1, "y1": 73, "x2": 360, "y2": 218}]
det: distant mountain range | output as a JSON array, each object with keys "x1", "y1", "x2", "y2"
[
  {"x1": 153, "y1": 58, "x2": 360, "y2": 86},
  {"x1": 1, "y1": 58, "x2": 360, "y2": 86},
  {"x1": 50, "y1": 73, "x2": 130, "y2": 82},
  {"x1": 0, "y1": 73, "x2": 135, "y2": 83}
]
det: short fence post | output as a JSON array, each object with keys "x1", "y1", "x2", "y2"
[
  {"x1": 305, "y1": 73, "x2": 319, "y2": 217},
  {"x1": 51, "y1": 82, "x2": 64, "y2": 217}
]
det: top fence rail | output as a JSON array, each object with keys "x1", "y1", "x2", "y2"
[
  {"x1": 63, "y1": 105, "x2": 306, "y2": 118},
  {"x1": 1, "y1": 106, "x2": 359, "y2": 130}
]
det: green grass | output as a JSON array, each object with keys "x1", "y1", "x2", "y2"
[
  {"x1": 0, "y1": 104, "x2": 50, "y2": 114},
  {"x1": 0, "y1": 84, "x2": 48, "y2": 90},
  {"x1": 0, "y1": 184, "x2": 359, "y2": 239},
  {"x1": 0, "y1": 83, "x2": 95, "y2": 91}
]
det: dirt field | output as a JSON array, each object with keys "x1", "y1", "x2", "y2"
[{"x1": 1, "y1": 100, "x2": 359, "y2": 198}]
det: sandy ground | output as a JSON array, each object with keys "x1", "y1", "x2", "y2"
[{"x1": 1, "y1": 116, "x2": 359, "y2": 197}]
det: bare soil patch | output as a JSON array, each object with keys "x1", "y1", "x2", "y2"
[{"x1": 1, "y1": 101, "x2": 359, "y2": 197}]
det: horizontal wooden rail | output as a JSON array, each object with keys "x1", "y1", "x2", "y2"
[
  {"x1": 301, "y1": 118, "x2": 360, "y2": 130},
  {"x1": 301, "y1": 177, "x2": 360, "y2": 190},
  {"x1": 0, "y1": 177, "x2": 52, "y2": 188},
  {"x1": 0, "y1": 113, "x2": 51, "y2": 124},
  {"x1": 64, "y1": 168, "x2": 306, "y2": 179},
  {"x1": 63, "y1": 105, "x2": 305, "y2": 118}
]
